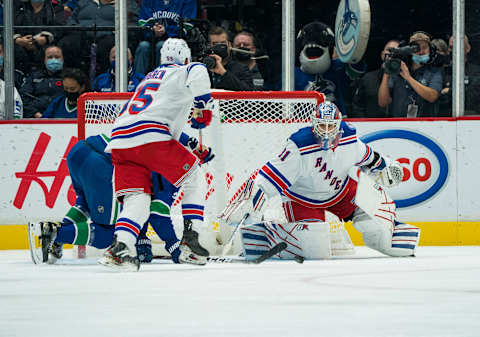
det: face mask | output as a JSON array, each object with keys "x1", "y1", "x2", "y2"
[
  {"x1": 412, "y1": 54, "x2": 430, "y2": 65},
  {"x1": 210, "y1": 43, "x2": 229, "y2": 59},
  {"x1": 233, "y1": 47, "x2": 252, "y2": 62},
  {"x1": 46, "y1": 58, "x2": 63, "y2": 72},
  {"x1": 0, "y1": 56, "x2": 3, "y2": 68},
  {"x1": 65, "y1": 91, "x2": 80, "y2": 102}
]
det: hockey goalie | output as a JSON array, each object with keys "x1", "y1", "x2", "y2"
[{"x1": 220, "y1": 101, "x2": 420, "y2": 260}]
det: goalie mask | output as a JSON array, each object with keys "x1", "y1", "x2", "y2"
[
  {"x1": 297, "y1": 21, "x2": 335, "y2": 75},
  {"x1": 312, "y1": 101, "x2": 343, "y2": 150},
  {"x1": 160, "y1": 38, "x2": 192, "y2": 65}
]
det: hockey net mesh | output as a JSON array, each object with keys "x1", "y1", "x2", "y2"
[{"x1": 78, "y1": 91, "x2": 354, "y2": 257}]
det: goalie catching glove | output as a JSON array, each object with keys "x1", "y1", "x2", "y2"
[{"x1": 378, "y1": 161, "x2": 404, "y2": 188}]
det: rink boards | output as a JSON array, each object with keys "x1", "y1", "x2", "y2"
[{"x1": 0, "y1": 117, "x2": 479, "y2": 248}]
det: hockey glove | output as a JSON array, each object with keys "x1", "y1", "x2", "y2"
[
  {"x1": 190, "y1": 109, "x2": 212, "y2": 129},
  {"x1": 135, "y1": 237, "x2": 153, "y2": 263},
  {"x1": 378, "y1": 161, "x2": 404, "y2": 187},
  {"x1": 193, "y1": 146, "x2": 215, "y2": 165},
  {"x1": 186, "y1": 136, "x2": 199, "y2": 150}
]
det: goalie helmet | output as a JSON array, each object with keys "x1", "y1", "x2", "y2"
[
  {"x1": 311, "y1": 101, "x2": 343, "y2": 150},
  {"x1": 160, "y1": 38, "x2": 191, "y2": 65}
]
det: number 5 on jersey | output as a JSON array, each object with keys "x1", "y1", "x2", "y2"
[{"x1": 119, "y1": 82, "x2": 160, "y2": 116}]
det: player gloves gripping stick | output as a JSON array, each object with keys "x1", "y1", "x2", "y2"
[{"x1": 220, "y1": 101, "x2": 420, "y2": 261}]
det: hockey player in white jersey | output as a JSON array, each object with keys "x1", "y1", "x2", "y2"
[
  {"x1": 222, "y1": 101, "x2": 420, "y2": 260},
  {"x1": 100, "y1": 38, "x2": 213, "y2": 270}
]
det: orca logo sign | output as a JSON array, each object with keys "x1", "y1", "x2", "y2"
[{"x1": 361, "y1": 130, "x2": 449, "y2": 208}]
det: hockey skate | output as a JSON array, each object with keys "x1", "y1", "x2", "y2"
[
  {"x1": 27, "y1": 222, "x2": 63, "y2": 264},
  {"x1": 98, "y1": 235, "x2": 140, "y2": 271},
  {"x1": 179, "y1": 220, "x2": 209, "y2": 266}
]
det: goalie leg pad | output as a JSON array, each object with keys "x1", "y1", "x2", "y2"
[
  {"x1": 354, "y1": 211, "x2": 420, "y2": 257},
  {"x1": 240, "y1": 221, "x2": 335, "y2": 260}
]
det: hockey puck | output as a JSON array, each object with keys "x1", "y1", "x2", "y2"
[{"x1": 294, "y1": 255, "x2": 305, "y2": 264}]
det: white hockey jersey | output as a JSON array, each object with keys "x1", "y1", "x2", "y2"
[
  {"x1": 256, "y1": 122, "x2": 381, "y2": 208},
  {"x1": 105, "y1": 62, "x2": 211, "y2": 152}
]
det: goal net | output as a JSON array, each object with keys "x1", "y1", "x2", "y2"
[{"x1": 77, "y1": 91, "x2": 354, "y2": 258}]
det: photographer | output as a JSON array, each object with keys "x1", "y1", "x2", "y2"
[
  {"x1": 207, "y1": 26, "x2": 254, "y2": 91},
  {"x1": 378, "y1": 32, "x2": 443, "y2": 117},
  {"x1": 352, "y1": 39, "x2": 399, "y2": 118}
]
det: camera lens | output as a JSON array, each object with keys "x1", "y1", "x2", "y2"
[
  {"x1": 203, "y1": 56, "x2": 217, "y2": 69},
  {"x1": 384, "y1": 58, "x2": 401, "y2": 75}
]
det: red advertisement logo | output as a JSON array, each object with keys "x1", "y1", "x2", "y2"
[{"x1": 14, "y1": 132, "x2": 78, "y2": 209}]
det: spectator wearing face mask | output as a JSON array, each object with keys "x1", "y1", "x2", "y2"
[
  {"x1": 207, "y1": 26, "x2": 254, "y2": 91},
  {"x1": 42, "y1": 68, "x2": 88, "y2": 118},
  {"x1": 351, "y1": 39, "x2": 400, "y2": 118},
  {"x1": 232, "y1": 31, "x2": 264, "y2": 90},
  {"x1": 20, "y1": 45, "x2": 65, "y2": 118},
  {"x1": 378, "y1": 31, "x2": 443, "y2": 117},
  {"x1": 93, "y1": 46, "x2": 144, "y2": 92}
]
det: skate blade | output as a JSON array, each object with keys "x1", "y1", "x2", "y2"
[
  {"x1": 27, "y1": 222, "x2": 43, "y2": 264},
  {"x1": 98, "y1": 256, "x2": 140, "y2": 272}
]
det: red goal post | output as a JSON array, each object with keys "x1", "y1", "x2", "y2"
[{"x1": 77, "y1": 91, "x2": 328, "y2": 256}]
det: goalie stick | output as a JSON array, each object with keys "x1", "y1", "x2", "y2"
[
  {"x1": 221, "y1": 213, "x2": 250, "y2": 256},
  {"x1": 208, "y1": 242, "x2": 288, "y2": 264}
]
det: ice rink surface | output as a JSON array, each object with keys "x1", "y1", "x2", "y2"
[{"x1": 1, "y1": 246, "x2": 480, "y2": 337}]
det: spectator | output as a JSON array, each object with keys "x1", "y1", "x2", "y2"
[
  {"x1": 351, "y1": 39, "x2": 400, "y2": 118},
  {"x1": 378, "y1": 31, "x2": 443, "y2": 117},
  {"x1": 43, "y1": 68, "x2": 88, "y2": 118},
  {"x1": 438, "y1": 35, "x2": 480, "y2": 116},
  {"x1": 93, "y1": 46, "x2": 145, "y2": 92},
  {"x1": 135, "y1": 0, "x2": 197, "y2": 75},
  {"x1": 58, "y1": 0, "x2": 139, "y2": 75},
  {"x1": 431, "y1": 38, "x2": 452, "y2": 117},
  {"x1": 233, "y1": 31, "x2": 264, "y2": 90},
  {"x1": 20, "y1": 45, "x2": 65, "y2": 118},
  {"x1": 0, "y1": 44, "x2": 23, "y2": 119},
  {"x1": 207, "y1": 26, "x2": 254, "y2": 91},
  {"x1": 0, "y1": 42, "x2": 26, "y2": 90},
  {"x1": 13, "y1": 0, "x2": 67, "y2": 74}
]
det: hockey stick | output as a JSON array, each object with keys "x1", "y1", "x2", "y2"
[
  {"x1": 221, "y1": 213, "x2": 250, "y2": 256},
  {"x1": 208, "y1": 242, "x2": 288, "y2": 264}
]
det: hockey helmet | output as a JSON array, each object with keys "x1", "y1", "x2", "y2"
[
  {"x1": 160, "y1": 38, "x2": 192, "y2": 65},
  {"x1": 312, "y1": 101, "x2": 343, "y2": 150}
]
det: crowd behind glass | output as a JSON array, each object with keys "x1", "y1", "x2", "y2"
[{"x1": 0, "y1": 0, "x2": 477, "y2": 119}]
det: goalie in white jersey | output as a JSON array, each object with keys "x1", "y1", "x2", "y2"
[
  {"x1": 222, "y1": 101, "x2": 420, "y2": 260},
  {"x1": 100, "y1": 38, "x2": 214, "y2": 270}
]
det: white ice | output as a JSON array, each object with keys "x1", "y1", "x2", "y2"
[{"x1": 1, "y1": 247, "x2": 480, "y2": 337}]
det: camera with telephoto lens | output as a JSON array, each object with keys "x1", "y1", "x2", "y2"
[
  {"x1": 178, "y1": 19, "x2": 219, "y2": 69},
  {"x1": 384, "y1": 44, "x2": 420, "y2": 75}
]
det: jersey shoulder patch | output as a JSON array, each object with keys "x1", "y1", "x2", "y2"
[{"x1": 289, "y1": 126, "x2": 317, "y2": 148}]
